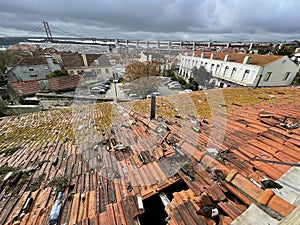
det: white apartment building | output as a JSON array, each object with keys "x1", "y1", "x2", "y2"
[{"x1": 179, "y1": 52, "x2": 300, "y2": 87}]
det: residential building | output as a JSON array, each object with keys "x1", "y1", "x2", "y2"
[
  {"x1": 52, "y1": 52, "x2": 112, "y2": 80},
  {"x1": 179, "y1": 52, "x2": 300, "y2": 87},
  {"x1": 140, "y1": 51, "x2": 172, "y2": 71},
  {"x1": 6, "y1": 55, "x2": 61, "y2": 82}
]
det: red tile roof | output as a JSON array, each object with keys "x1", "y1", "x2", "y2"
[
  {"x1": 194, "y1": 51, "x2": 282, "y2": 66},
  {"x1": 9, "y1": 75, "x2": 84, "y2": 97},
  {"x1": 61, "y1": 53, "x2": 84, "y2": 68},
  {"x1": 0, "y1": 88, "x2": 299, "y2": 225}
]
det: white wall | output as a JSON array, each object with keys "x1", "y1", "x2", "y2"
[
  {"x1": 179, "y1": 55, "x2": 261, "y2": 86},
  {"x1": 257, "y1": 56, "x2": 299, "y2": 87},
  {"x1": 179, "y1": 55, "x2": 299, "y2": 87}
]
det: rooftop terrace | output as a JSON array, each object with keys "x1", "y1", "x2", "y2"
[{"x1": 0, "y1": 87, "x2": 299, "y2": 225}]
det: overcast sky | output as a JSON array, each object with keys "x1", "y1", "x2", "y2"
[{"x1": 0, "y1": 0, "x2": 299, "y2": 41}]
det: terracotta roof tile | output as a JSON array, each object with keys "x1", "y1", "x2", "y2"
[
  {"x1": 9, "y1": 75, "x2": 84, "y2": 97},
  {"x1": 0, "y1": 87, "x2": 299, "y2": 224},
  {"x1": 16, "y1": 57, "x2": 48, "y2": 66},
  {"x1": 195, "y1": 51, "x2": 282, "y2": 66},
  {"x1": 258, "y1": 189, "x2": 295, "y2": 217},
  {"x1": 61, "y1": 52, "x2": 84, "y2": 68}
]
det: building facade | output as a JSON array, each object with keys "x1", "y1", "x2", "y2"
[
  {"x1": 140, "y1": 51, "x2": 172, "y2": 71},
  {"x1": 6, "y1": 55, "x2": 61, "y2": 82},
  {"x1": 179, "y1": 52, "x2": 300, "y2": 87},
  {"x1": 53, "y1": 53, "x2": 112, "y2": 80}
]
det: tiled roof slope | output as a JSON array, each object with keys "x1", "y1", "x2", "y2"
[
  {"x1": 61, "y1": 53, "x2": 84, "y2": 68},
  {"x1": 16, "y1": 57, "x2": 48, "y2": 66},
  {"x1": 0, "y1": 87, "x2": 299, "y2": 225},
  {"x1": 90, "y1": 54, "x2": 111, "y2": 67},
  {"x1": 195, "y1": 51, "x2": 282, "y2": 66},
  {"x1": 86, "y1": 54, "x2": 102, "y2": 66},
  {"x1": 9, "y1": 75, "x2": 83, "y2": 97}
]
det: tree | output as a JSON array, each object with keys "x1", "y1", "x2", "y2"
[
  {"x1": 164, "y1": 69, "x2": 176, "y2": 80},
  {"x1": 125, "y1": 76, "x2": 161, "y2": 98},
  {"x1": 293, "y1": 71, "x2": 300, "y2": 86},
  {"x1": 48, "y1": 69, "x2": 69, "y2": 78},
  {"x1": 182, "y1": 77, "x2": 199, "y2": 91},
  {"x1": 0, "y1": 51, "x2": 24, "y2": 77},
  {"x1": 273, "y1": 45, "x2": 295, "y2": 57},
  {"x1": 0, "y1": 96, "x2": 7, "y2": 116},
  {"x1": 124, "y1": 62, "x2": 160, "y2": 81},
  {"x1": 192, "y1": 66, "x2": 213, "y2": 87}
]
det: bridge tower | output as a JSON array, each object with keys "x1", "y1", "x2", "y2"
[{"x1": 43, "y1": 21, "x2": 53, "y2": 42}]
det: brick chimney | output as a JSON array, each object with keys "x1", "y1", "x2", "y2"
[{"x1": 150, "y1": 94, "x2": 156, "y2": 120}]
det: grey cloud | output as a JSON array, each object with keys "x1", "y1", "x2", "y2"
[{"x1": 0, "y1": 0, "x2": 299, "y2": 41}]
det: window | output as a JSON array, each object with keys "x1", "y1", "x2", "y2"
[
  {"x1": 282, "y1": 60, "x2": 286, "y2": 63},
  {"x1": 230, "y1": 67, "x2": 237, "y2": 78},
  {"x1": 215, "y1": 65, "x2": 220, "y2": 75},
  {"x1": 242, "y1": 70, "x2": 250, "y2": 82},
  {"x1": 29, "y1": 68, "x2": 34, "y2": 72},
  {"x1": 211, "y1": 64, "x2": 214, "y2": 72},
  {"x1": 105, "y1": 68, "x2": 109, "y2": 73},
  {"x1": 283, "y1": 72, "x2": 290, "y2": 81},
  {"x1": 70, "y1": 71, "x2": 74, "y2": 75},
  {"x1": 223, "y1": 66, "x2": 229, "y2": 76},
  {"x1": 97, "y1": 69, "x2": 101, "y2": 74},
  {"x1": 264, "y1": 72, "x2": 272, "y2": 81}
]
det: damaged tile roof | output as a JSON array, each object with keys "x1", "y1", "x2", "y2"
[
  {"x1": 90, "y1": 54, "x2": 111, "y2": 67},
  {"x1": 16, "y1": 57, "x2": 48, "y2": 66},
  {"x1": 60, "y1": 53, "x2": 102, "y2": 68},
  {"x1": 9, "y1": 75, "x2": 84, "y2": 97},
  {"x1": 60, "y1": 53, "x2": 85, "y2": 68},
  {"x1": 0, "y1": 87, "x2": 299, "y2": 225}
]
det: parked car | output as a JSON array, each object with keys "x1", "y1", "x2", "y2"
[
  {"x1": 184, "y1": 89, "x2": 193, "y2": 93},
  {"x1": 167, "y1": 81, "x2": 180, "y2": 87},
  {"x1": 104, "y1": 79, "x2": 111, "y2": 85},
  {"x1": 94, "y1": 83, "x2": 110, "y2": 89},
  {"x1": 124, "y1": 88, "x2": 132, "y2": 94},
  {"x1": 168, "y1": 83, "x2": 182, "y2": 89},
  {"x1": 152, "y1": 91, "x2": 161, "y2": 96},
  {"x1": 129, "y1": 93, "x2": 142, "y2": 99},
  {"x1": 91, "y1": 87, "x2": 106, "y2": 94}
]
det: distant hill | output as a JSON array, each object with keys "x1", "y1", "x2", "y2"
[{"x1": 0, "y1": 37, "x2": 42, "y2": 46}]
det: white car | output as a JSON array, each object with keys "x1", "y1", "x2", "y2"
[
  {"x1": 168, "y1": 83, "x2": 182, "y2": 89},
  {"x1": 167, "y1": 81, "x2": 180, "y2": 87},
  {"x1": 152, "y1": 91, "x2": 161, "y2": 96},
  {"x1": 91, "y1": 87, "x2": 106, "y2": 94},
  {"x1": 183, "y1": 89, "x2": 193, "y2": 93}
]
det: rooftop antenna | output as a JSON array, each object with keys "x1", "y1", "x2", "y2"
[{"x1": 43, "y1": 21, "x2": 53, "y2": 42}]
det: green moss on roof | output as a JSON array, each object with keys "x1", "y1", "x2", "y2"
[{"x1": 0, "y1": 87, "x2": 298, "y2": 152}]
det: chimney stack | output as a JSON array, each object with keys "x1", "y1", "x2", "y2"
[{"x1": 150, "y1": 94, "x2": 156, "y2": 120}]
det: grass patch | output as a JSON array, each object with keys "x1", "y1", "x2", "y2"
[
  {"x1": 0, "y1": 166, "x2": 16, "y2": 176},
  {"x1": 26, "y1": 173, "x2": 46, "y2": 192},
  {"x1": 47, "y1": 176, "x2": 69, "y2": 192},
  {"x1": 1, "y1": 146, "x2": 21, "y2": 156}
]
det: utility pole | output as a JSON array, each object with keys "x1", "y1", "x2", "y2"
[{"x1": 113, "y1": 72, "x2": 118, "y2": 103}]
